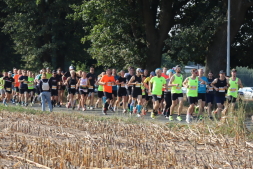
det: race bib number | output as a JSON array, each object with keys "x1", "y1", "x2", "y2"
[
  {"x1": 52, "y1": 86, "x2": 57, "y2": 90},
  {"x1": 176, "y1": 86, "x2": 181, "y2": 90},
  {"x1": 230, "y1": 88, "x2": 236, "y2": 93},
  {"x1": 107, "y1": 82, "x2": 112, "y2": 86},
  {"x1": 208, "y1": 87, "x2": 213, "y2": 91},
  {"x1": 190, "y1": 86, "x2": 197, "y2": 90},
  {"x1": 121, "y1": 84, "x2": 126, "y2": 88},
  {"x1": 6, "y1": 88, "x2": 11, "y2": 91},
  {"x1": 135, "y1": 83, "x2": 141, "y2": 87},
  {"x1": 167, "y1": 87, "x2": 171, "y2": 91},
  {"x1": 157, "y1": 95, "x2": 161, "y2": 98},
  {"x1": 219, "y1": 87, "x2": 225, "y2": 92},
  {"x1": 28, "y1": 83, "x2": 33, "y2": 88},
  {"x1": 148, "y1": 92, "x2": 152, "y2": 96},
  {"x1": 71, "y1": 85, "x2": 75, "y2": 89},
  {"x1": 89, "y1": 86, "x2": 94, "y2": 89},
  {"x1": 23, "y1": 81, "x2": 27, "y2": 85}
]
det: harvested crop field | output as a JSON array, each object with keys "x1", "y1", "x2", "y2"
[{"x1": 0, "y1": 106, "x2": 253, "y2": 168}]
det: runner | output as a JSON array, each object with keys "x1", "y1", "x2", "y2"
[
  {"x1": 3, "y1": 71, "x2": 15, "y2": 106},
  {"x1": 76, "y1": 71, "x2": 90, "y2": 111},
  {"x1": 211, "y1": 70, "x2": 229, "y2": 119},
  {"x1": 169, "y1": 66, "x2": 184, "y2": 121},
  {"x1": 125, "y1": 67, "x2": 134, "y2": 112},
  {"x1": 56, "y1": 68, "x2": 63, "y2": 107},
  {"x1": 75, "y1": 70, "x2": 82, "y2": 110},
  {"x1": 149, "y1": 69, "x2": 166, "y2": 119},
  {"x1": 143, "y1": 71, "x2": 155, "y2": 112},
  {"x1": 87, "y1": 66, "x2": 96, "y2": 110},
  {"x1": 114, "y1": 70, "x2": 127, "y2": 113},
  {"x1": 39, "y1": 72, "x2": 53, "y2": 112},
  {"x1": 99, "y1": 68, "x2": 116, "y2": 115},
  {"x1": 27, "y1": 71, "x2": 35, "y2": 106},
  {"x1": 227, "y1": 69, "x2": 243, "y2": 113},
  {"x1": 197, "y1": 69, "x2": 208, "y2": 120},
  {"x1": 111, "y1": 69, "x2": 119, "y2": 111},
  {"x1": 163, "y1": 70, "x2": 173, "y2": 118},
  {"x1": 18, "y1": 70, "x2": 29, "y2": 106},
  {"x1": 46, "y1": 67, "x2": 52, "y2": 79},
  {"x1": 206, "y1": 71, "x2": 215, "y2": 119},
  {"x1": 65, "y1": 70, "x2": 78, "y2": 110},
  {"x1": 128, "y1": 68, "x2": 143, "y2": 116},
  {"x1": 95, "y1": 72, "x2": 106, "y2": 108},
  {"x1": 49, "y1": 70, "x2": 59, "y2": 107},
  {"x1": 13, "y1": 70, "x2": 22, "y2": 104},
  {"x1": 35, "y1": 70, "x2": 43, "y2": 104},
  {"x1": 183, "y1": 69, "x2": 206, "y2": 123},
  {"x1": 63, "y1": 66, "x2": 75, "y2": 105},
  {"x1": 0, "y1": 72, "x2": 7, "y2": 102}
]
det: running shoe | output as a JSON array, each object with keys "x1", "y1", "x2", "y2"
[
  {"x1": 90, "y1": 106, "x2": 94, "y2": 110},
  {"x1": 150, "y1": 112, "x2": 155, "y2": 119},
  {"x1": 82, "y1": 108, "x2": 86, "y2": 111},
  {"x1": 109, "y1": 106, "x2": 115, "y2": 112},
  {"x1": 199, "y1": 115, "x2": 203, "y2": 120},
  {"x1": 102, "y1": 108, "x2": 107, "y2": 115},
  {"x1": 95, "y1": 103, "x2": 98, "y2": 109},
  {"x1": 177, "y1": 116, "x2": 182, "y2": 121},
  {"x1": 209, "y1": 116, "x2": 213, "y2": 120},
  {"x1": 168, "y1": 116, "x2": 174, "y2": 121},
  {"x1": 137, "y1": 114, "x2": 141, "y2": 117},
  {"x1": 123, "y1": 109, "x2": 127, "y2": 113}
]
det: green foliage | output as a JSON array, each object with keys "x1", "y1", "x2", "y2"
[
  {"x1": 236, "y1": 66, "x2": 253, "y2": 87},
  {"x1": 71, "y1": 0, "x2": 146, "y2": 69},
  {"x1": 2, "y1": 0, "x2": 89, "y2": 71},
  {"x1": 166, "y1": 0, "x2": 226, "y2": 65}
]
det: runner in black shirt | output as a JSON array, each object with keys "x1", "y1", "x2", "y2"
[
  {"x1": 49, "y1": 70, "x2": 59, "y2": 107},
  {"x1": 56, "y1": 68, "x2": 63, "y2": 107},
  {"x1": 87, "y1": 67, "x2": 97, "y2": 109},
  {"x1": 18, "y1": 70, "x2": 29, "y2": 106},
  {"x1": 3, "y1": 71, "x2": 14, "y2": 106}
]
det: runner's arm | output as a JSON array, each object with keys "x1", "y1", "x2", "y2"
[
  {"x1": 183, "y1": 78, "x2": 189, "y2": 88},
  {"x1": 211, "y1": 78, "x2": 218, "y2": 91},
  {"x1": 128, "y1": 76, "x2": 135, "y2": 85},
  {"x1": 238, "y1": 78, "x2": 243, "y2": 88}
]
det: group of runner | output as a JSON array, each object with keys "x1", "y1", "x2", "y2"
[{"x1": 0, "y1": 65, "x2": 243, "y2": 123}]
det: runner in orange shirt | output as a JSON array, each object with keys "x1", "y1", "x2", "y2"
[
  {"x1": 99, "y1": 69, "x2": 116, "y2": 115},
  {"x1": 13, "y1": 69, "x2": 22, "y2": 104}
]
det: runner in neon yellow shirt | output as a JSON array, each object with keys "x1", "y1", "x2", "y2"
[
  {"x1": 183, "y1": 69, "x2": 206, "y2": 123},
  {"x1": 149, "y1": 69, "x2": 166, "y2": 118},
  {"x1": 227, "y1": 69, "x2": 243, "y2": 113}
]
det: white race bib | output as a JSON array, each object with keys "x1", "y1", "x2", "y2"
[
  {"x1": 71, "y1": 85, "x2": 75, "y2": 89},
  {"x1": 52, "y1": 86, "x2": 57, "y2": 90},
  {"x1": 219, "y1": 87, "x2": 225, "y2": 92}
]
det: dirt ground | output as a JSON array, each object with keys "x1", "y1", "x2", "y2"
[{"x1": 0, "y1": 108, "x2": 253, "y2": 168}]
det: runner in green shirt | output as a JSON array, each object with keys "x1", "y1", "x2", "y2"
[
  {"x1": 183, "y1": 69, "x2": 206, "y2": 123},
  {"x1": 227, "y1": 69, "x2": 243, "y2": 113},
  {"x1": 149, "y1": 69, "x2": 166, "y2": 119},
  {"x1": 0, "y1": 72, "x2": 7, "y2": 101}
]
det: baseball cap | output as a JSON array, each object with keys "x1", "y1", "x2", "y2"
[
  {"x1": 219, "y1": 70, "x2": 225, "y2": 74},
  {"x1": 69, "y1": 66, "x2": 74, "y2": 70},
  {"x1": 46, "y1": 67, "x2": 50, "y2": 69},
  {"x1": 52, "y1": 70, "x2": 56, "y2": 73},
  {"x1": 136, "y1": 68, "x2": 142, "y2": 72},
  {"x1": 231, "y1": 69, "x2": 237, "y2": 72},
  {"x1": 166, "y1": 69, "x2": 175, "y2": 75},
  {"x1": 8, "y1": 71, "x2": 12, "y2": 74},
  {"x1": 150, "y1": 71, "x2": 155, "y2": 76}
]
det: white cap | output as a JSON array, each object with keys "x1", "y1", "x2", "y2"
[{"x1": 69, "y1": 66, "x2": 74, "y2": 70}]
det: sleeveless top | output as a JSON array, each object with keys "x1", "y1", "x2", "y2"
[
  {"x1": 227, "y1": 77, "x2": 239, "y2": 98},
  {"x1": 171, "y1": 74, "x2": 183, "y2": 94},
  {"x1": 187, "y1": 77, "x2": 198, "y2": 97},
  {"x1": 79, "y1": 78, "x2": 88, "y2": 91},
  {"x1": 68, "y1": 77, "x2": 77, "y2": 89}
]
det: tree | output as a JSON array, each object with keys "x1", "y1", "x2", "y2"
[
  {"x1": 0, "y1": 0, "x2": 22, "y2": 71},
  {"x1": 2, "y1": 0, "x2": 89, "y2": 71},
  {"x1": 166, "y1": 0, "x2": 253, "y2": 76},
  {"x1": 73, "y1": 0, "x2": 191, "y2": 70}
]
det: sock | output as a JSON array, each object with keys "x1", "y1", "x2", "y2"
[{"x1": 138, "y1": 105, "x2": 142, "y2": 112}]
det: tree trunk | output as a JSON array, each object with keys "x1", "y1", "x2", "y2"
[
  {"x1": 205, "y1": 0, "x2": 253, "y2": 77},
  {"x1": 146, "y1": 40, "x2": 163, "y2": 71}
]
